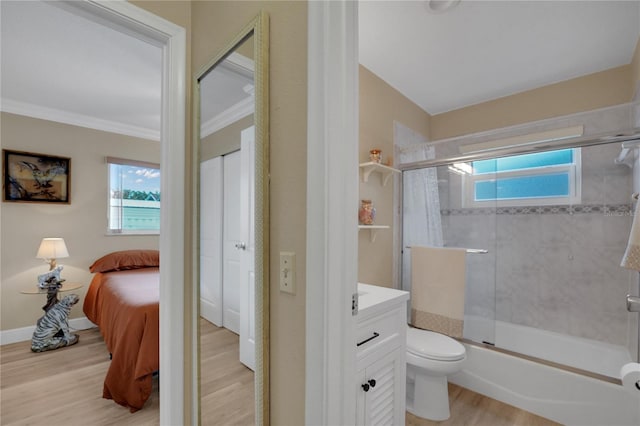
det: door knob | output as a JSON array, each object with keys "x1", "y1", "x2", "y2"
[
  {"x1": 235, "y1": 242, "x2": 247, "y2": 250},
  {"x1": 368, "y1": 379, "x2": 376, "y2": 388},
  {"x1": 627, "y1": 294, "x2": 640, "y2": 312},
  {"x1": 361, "y1": 383, "x2": 370, "y2": 392}
]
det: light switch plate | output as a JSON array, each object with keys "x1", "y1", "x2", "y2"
[{"x1": 279, "y1": 251, "x2": 296, "y2": 294}]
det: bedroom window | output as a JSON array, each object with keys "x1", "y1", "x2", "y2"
[
  {"x1": 459, "y1": 148, "x2": 581, "y2": 207},
  {"x1": 107, "y1": 157, "x2": 160, "y2": 234}
]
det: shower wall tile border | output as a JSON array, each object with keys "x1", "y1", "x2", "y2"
[{"x1": 441, "y1": 203, "x2": 632, "y2": 216}]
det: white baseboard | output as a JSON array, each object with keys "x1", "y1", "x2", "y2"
[
  {"x1": 0, "y1": 317, "x2": 96, "y2": 346},
  {"x1": 200, "y1": 298, "x2": 222, "y2": 327},
  {"x1": 225, "y1": 309, "x2": 240, "y2": 335}
]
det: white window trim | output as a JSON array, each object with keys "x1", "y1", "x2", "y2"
[
  {"x1": 106, "y1": 229, "x2": 160, "y2": 236},
  {"x1": 106, "y1": 156, "x2": 160, "y2": 169},
  {"x1": 462, "y1": 148, "x2": 582, "y2": 208}
]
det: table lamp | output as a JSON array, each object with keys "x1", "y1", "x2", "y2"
[{"x1": 36, "y1": 237, "x2": 69, "y2": 270}]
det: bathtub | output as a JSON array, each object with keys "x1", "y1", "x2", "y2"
[
  {"x1": 463, "y1": 316, "x2": 633, "y2": 378},
  {"x1": 452, "y1": 318, "x2": 640, "y2": 425}
]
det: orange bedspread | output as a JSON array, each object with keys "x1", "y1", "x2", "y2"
[{"x1": 83, "y1": 268, "x2": 159, "y2": 412}]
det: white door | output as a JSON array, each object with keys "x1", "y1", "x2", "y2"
[
  {"x1": 239, "y1": 126, "x2": 256, "y2": 370},
  {"x1": 200, "y1": 157, "x2": 223, "y2": 326},
  {"x1": 222, "y1": 150, "x2": 242, "y2": 334}
]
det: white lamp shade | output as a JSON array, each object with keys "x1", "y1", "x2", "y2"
[{"x1": 36, "y1": 238, "x2": 69, "y2": 259}]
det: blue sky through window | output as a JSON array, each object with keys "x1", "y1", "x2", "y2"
[
  {"x1": 467, "y1": 148, "x2": 578, "y2": 204},
  {"x1": 473, "y1": 149, "x2": 573, "y2": 174},
  {"x1": 475, "y1": 173, "x2": 570, "y2": 201},
  {"x1": 110, "y1": 164, "x2": 160, "y2": 194}
]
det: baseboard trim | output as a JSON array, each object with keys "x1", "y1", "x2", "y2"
[
  {"x1": 0, "y1": 317, "x2": 96, "y2": 346},
  {"x1": 200, "y1": 298, "x2": 222, "y2": 327}
]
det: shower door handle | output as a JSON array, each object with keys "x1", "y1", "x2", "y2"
[{"x1": 626, "y1": 294, "x2": 640, "y2": 312}]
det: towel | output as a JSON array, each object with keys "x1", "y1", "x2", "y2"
[
  {"x1": 621, "y1": 200, "x2": 640, "y2": 271},
  {"x1": 410, "y1": 246, "x2": 466, "y2": 338}
]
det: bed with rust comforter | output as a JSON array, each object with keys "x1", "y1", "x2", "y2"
[{"x1": 83, "y1": 267, "x2": 159, "y2": 412}]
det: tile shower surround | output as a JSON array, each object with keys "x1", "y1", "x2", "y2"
[
  {"x1": 443, "y1": 203, "x2": 634, "y2": 347},
  {"x1": 437, "y1": 143, "x2": 635, "y2": 347}
]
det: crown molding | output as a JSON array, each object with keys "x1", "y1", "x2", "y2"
[
  {"x1": 199, "y1": 51, "x2": 255, "y2": 138},
  {"x1": 224, "y1": 52, "x2": 254, "y2": 76},
  {"x1": 0, "y1": 98, "x2": 160, "y2": 141},
  {"x1": 200, "y1": 96, "x2": 254, "y2": 138}
]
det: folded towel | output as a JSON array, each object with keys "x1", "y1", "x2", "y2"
[
  {"x1": 621, "y1": 201, "x2": 640, "y2": 271},
  {"x1": 410, "y1": 246, "x2": 466, "y2": 338}
]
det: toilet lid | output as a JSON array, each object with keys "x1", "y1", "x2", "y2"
[{"x1": 406, "y1": 326, "x2": 466, "y2": 361}]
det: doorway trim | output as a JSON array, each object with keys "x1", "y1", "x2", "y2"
[
  {"x1": 306, "y1": 1, "x2": 359, "y2": 424},
  {"x1": 71, "y1": 1, "x2": 186, "y2": 423}
]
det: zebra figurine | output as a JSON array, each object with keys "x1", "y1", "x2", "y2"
[{"x1": 31, "y1": 294, "x2": 80, "y2": 352}]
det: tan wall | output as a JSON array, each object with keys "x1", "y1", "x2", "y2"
[
  {"x1": 191, "y1": 2, "x2": 308, "y2": 425},
  {"x1": 132, "y1": 0, "x2": 192, "y2": 32},
  {"x1": 431, "y1": 65, "x2": 633, "y2": 140},
  {"x1": 201, "y1": 115, "x2": 254, "y2": 161},
  {"x1": 632, "y1": 36, "x2": 640, "y2": 99},
  {"x1": 358, "y1": 66, "x2": 430, "y2": 287},
  {"x1": 0, "y1": 113, "x2": 160, "y2": 330}
]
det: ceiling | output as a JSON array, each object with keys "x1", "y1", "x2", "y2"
[
  {"x1": 200, "y1": 52, "x2": 255, "y2": 138},
  {"x1": 359, "y1": 0, "x2": 640, "y2": 115},
  {"x1": 1, "y1": 1, "x2": 639, "y2": 139},
  {"x1": 1, "y1": 0, "x2": 163, "y2": 140}
]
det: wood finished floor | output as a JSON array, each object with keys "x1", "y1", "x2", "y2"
[
  {"x1": 406, "y1": 383, "x2": 560, "y2": 426},
  {"x1": 2, "y1": 321, "x2": 557, "y2": 426},
  {"x1": 0, "y1": 319, "x2": 254, "y2": 426}
]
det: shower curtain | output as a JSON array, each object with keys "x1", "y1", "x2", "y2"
[{"x1": 394, "y1": 122, "x2": 444, "y2": 292}]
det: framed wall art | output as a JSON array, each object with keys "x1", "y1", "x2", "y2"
[{"x1": 3, "y1": 149, "x2": 71, "y2": 204}]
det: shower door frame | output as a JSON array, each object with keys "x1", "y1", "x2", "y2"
[{"x1": 396, "y1": 129, "x2": 640, "y2": 384}]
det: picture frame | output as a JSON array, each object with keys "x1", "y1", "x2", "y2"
[{"x1": 2, "y1": 149, "x2": 71, "y2": 204}]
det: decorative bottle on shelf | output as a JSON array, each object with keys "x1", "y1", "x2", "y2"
[
  {"x1": 369, "y1": 149, "x2": 382, "y2": 163},
  {"x1": 359, "y1": 199, "x2": 376, "y2": 225}
]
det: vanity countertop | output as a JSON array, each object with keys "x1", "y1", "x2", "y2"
[{"x1": 357, "y1": 283, "x2": 409, "y2": 319}]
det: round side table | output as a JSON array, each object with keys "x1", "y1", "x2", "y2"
[{"x1": 21, "y1": 282, "x2": 83, "y2": 312}]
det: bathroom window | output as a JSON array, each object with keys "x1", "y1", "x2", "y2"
[
  {"x1": 461, "y1": 148, "x2": 581, "y2": 207},
  {"x1": 107, "y1": 157, "x2": 160, "y2": 234}
]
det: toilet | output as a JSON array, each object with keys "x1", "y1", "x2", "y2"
[{"x1": 406, "y1": 325, "x2": 466, "y2": 421}]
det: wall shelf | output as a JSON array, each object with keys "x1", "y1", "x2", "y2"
[
  {"x1": 358, "y1": 225, "x2": 390, "y2": 243},
  {"x1": 359, "y1": 162, "x2": 400, "y2": 186}
]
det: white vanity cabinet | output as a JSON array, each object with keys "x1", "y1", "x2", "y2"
[{"x1": 356, "y1": 283, "x2": 410, "y2": 426}]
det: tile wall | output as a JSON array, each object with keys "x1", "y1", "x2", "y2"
[{"x1": 439, "y1": 142, "x2": 636, "y2": 346}]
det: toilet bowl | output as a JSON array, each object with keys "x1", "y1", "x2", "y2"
[{"x1": 406, "y1": 325, "x2": 466, "y2": 421}]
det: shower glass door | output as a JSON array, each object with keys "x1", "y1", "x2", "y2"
[
  {"x1": 440, "y1": 163, "x2": 498, "y2": 346},
  {"x1": 403, "y1": 140, "x2": 639, "y2": 380},
  {"x1": 402, "y1": 164, "x2": 498, "y2": 346}
]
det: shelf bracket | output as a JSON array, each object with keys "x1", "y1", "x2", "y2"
[
  {"x1": 359, "y1": 162, "x2": 400, "y2": 187},
  {"x1": 362, "y1": 166, "x2": 374, "y2": 183},
  {"x1": 381, "y1": 171, "x2": 393, "y2": 186}
]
